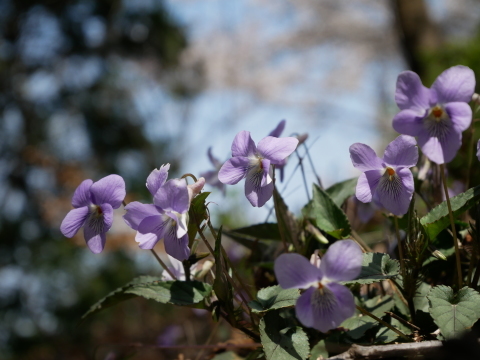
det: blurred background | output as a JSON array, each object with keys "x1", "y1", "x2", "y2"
[{"x1": 1, "y1": 0, "x2": 480, "y2": 359}]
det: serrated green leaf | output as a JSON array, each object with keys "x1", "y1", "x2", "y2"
[
  {"x1": 310, "y1": 340, "x2": 328, "y2": 360},
  {"x1": 428, "y1": 286, "x2": 480, "y2": 339},
  {"x1": 125, "y1": 280, "x2": 212, "y2": 306},
  {"x1": 82, "y1": 276, "x2": 211, "y2": 320},
  {"x1": 260, "y1": 311, "x2": 309, "y2": 360},
  {"x1": 307, "y1": 184, "x2": 351, "y2": 239},
  {"x1": 341, "y1": 253, "x2": 399, "y2": 285},
  {"x1": 341, "y1": 315, "x2": 377, "y2": 339},
  {"x1": 82, "y1": 276, "x2": 159, "y2": 319},
  {"x1": 249, "y1": 286, "x2": 300, "y2": 313},
  {"x1": 229, "y1": 223, "x2": 281, "y2": 240},
  {"x1": 325, "y1": 178, "x2": 357, "y2": 207},
  {"x1": 375, "y1": 318, "x2": 412, "y2": 344},
  {"x1": 420, "y1": 186, "x2": 480, "y2": 239},
  {"x1": 413, "y1": 282, "x2": 432, "y2": 313}
]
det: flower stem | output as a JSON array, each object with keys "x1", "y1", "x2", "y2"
[
  {"x1": 439, "y1": 163, "x2": 463, "y2": 289},
  {"x1": 394, "y1": 216, "x2": 406, "y2": 279},
  {"x1": 356, "y1": 305, "x2": 411, "y2": 342},
  {"x1": 464, "y1": 118, "x2": 477, "y2": 191},
  {"x1": 150, "y1": 249, "x2": 177, "y2": 280}
]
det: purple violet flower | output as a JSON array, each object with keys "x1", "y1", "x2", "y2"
[
  {"x1": 123, "y1": 164, "x2": 203, "y2": 261},
  {"x1": 200, "y1": 147, "x2": 226, "y2": 195},
  {"x1": 349, "y1": 135, "x2": 418, "y2": 216},
  {"x1": 60, "y1": 175, "x2": 126, "y2": 253},
  {"x1": 393, "y1": 65, "x2": 475, "y2": 164},
  {"x1": 269, "y1": 120, "x2": 288, "y2": 182},
  {"x1": 218, "y1": 130, "x2": 298, "y2": 207},
  {"x1": 274, "y1": 240, "x2": 362, "y2": 332},
  {"x1": 476, "y1": 139, "x2": 480, "y2": 162}
]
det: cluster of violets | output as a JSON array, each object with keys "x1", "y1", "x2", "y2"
[{"x1": 61, "y1": 65, "x2": 477, "y2": 334}]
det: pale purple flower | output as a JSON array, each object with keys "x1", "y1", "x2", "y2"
[
  {"x1": 349, "y1": 135, "x2": 418, "y2": 216},
  {"x1": 476, "y1": 139, "x2": 480, "y2": 162},
  {"x1": 60, "y1": 175, "x2": 126, "y2": 253},
  {"x1": 200, "y1": 147, "x2": 225, "y2": 195},
  {"x1": 274, "y1": 240, "x2": 362, "y2": 332},
  {"x1": 123, "y1": 164, "x2": 192, "y2": 261},
  {"x1": 161, "y1": 255, "x2": 198, "y2": 281},
  {"x1": 269, "y1": 120, "x2": 288, "y2": 182},
  {"x1": 218, "y1": 130, "x2": 298, "y2": 207},
  {"x1": 393, "y1": 65, "x2": 475, "y2": 164}
]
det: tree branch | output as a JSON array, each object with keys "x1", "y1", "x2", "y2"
[{"x1": 326, "y1": 341, "x2": 442, "y2": 360}]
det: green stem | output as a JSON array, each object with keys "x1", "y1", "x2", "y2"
[
  {"x1": 465, "y1": 119, "x2": 477, "y2": 191},
  {"x1": 439, "y1": 163, "x2": 463, "y2": 289},
  {"x1": 394, "y1": 216, "x2": 406, "y2": 280},
  {"x1": 356, "y1": 305, "x2": 411, "y2": 342},
  {"x1": 150, "y1": 249, "x2": 177, "y2": 280}
]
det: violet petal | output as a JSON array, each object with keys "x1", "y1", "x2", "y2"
[
  {"x1": 376, "y1": 168, "x2": 414, "y2": 216},
  {"x1": 395, "y1": 71, "x2": 431, "y2": 111},
  {"x1": 71, "y1": 179, "x2": 93, "y2": 208},
  {"x1": 154, "y1": 179, "x2": 189, "y2": 214},
  {"x1": 231, "y1": 131, "x2": 256, "y2": 157},
  {"x1": 268, "y1": 119, "x2": 286, "y2": 137},
  {"x1": 349, "y1": 143, "x2": 383, "y2": 172},
  {"x1": 320, "y1": 240, "x2": 363, "y2": 281},
  {"x1": 218, "y1": 157, "x2": 249, "y2": 185},
  {"x1": 245, "y1": 174, "x2": 274, "y2": 207},
  {"x1": 431, "y1": 65, "x2": 476, "y2": 104},
  {"x1": 146, "y1": 164, "x2": 170, "y2": 197},
  {"x1": 257, "y1": 136, "x2": 298, "y2": 165},
  {"x1": 136, "y1": 215, "x2": 170, "y2": 249},
  {"x1": 418, "y1": 129, "x2": 462, "y2": 165},
  {"x1": 83, "y1": 204, "x2": 112, "y2": 254},
  {"x1": 90, "y1": 174, "x2": 126, "y2": 209},
  {"x1": 166, "y1": 211, "x2": 188, "y2": 239},
  {"x1": 392, "y1": 109, "x2": 425, "y2": 136},
  {"x1": 260, "y1": 159, "x2": 272, "y2": 187},
  {"x1": 60, "y1": 206, "x2": 89, "y2": 238},
  {"x1": 356, "y1": 170, "x2": 381, "y2": 203},
  {"x1": 123, "y1": 202, "x2": 159, "y2": 231},
  {"x1": 445, "y1": 102, "x2": 472, "y2": 133},
  {"x1": 382, "y1": 135, "x2": 418, "y2": 168},
  {"x1": 84, "y1": 228, "x2": 107, "y2": 254},
  {"x1": 274, "y1": 253, "x2": 323, "y2": 289},
  {"x1": 164, "y1": 231, "x2": 190, "y2": 261},
  {"x1": 295, "y1": 287, "x2": 316, "y2": 328}
]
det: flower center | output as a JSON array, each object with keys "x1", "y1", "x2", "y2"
[
  {"x1": 431, "y1": 106, "x2": 443, "y2": 119},
  {"x1": 385, "y1": 166, "x2": 396, "y2": 181},
  {"x1": 424, "y1": 105, "x2": 451, "y2": 140},
  {"x1": 89, "y1": 204, "x2": 103, "y2": 218}
]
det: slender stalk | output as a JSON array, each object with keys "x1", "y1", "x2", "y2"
[
  {"x1": 351, "y1": 230, "x2": 372, "y2": 252},
  {"x1": 356, "y1": 306, "x2": 411, "y2": 342},
  {"x1": 150, "y1": 249, "x2": 177, "y2": 280},
  {"x1": 294, "y1": 149, "x2": 311, "y2": 202},
  {"x1": 181, "y1": 173, "x2": 198, "y2": 182},
  {"x1": 302, "y1": 141, "x2": 323, "y2": 188},
  {"x1": 194, "y1": 319, "x2": 221, "y2": 360},
  {"x1": 440, "y1": 164, "x2": 463, "y2": 288},
  {"x1": 394, "y1": 216, "x2": 406, "y2": 279},
  {"x1": 464, "y1": 119, "x2": 477, "y2": 191},
  {"x1": 385, "y1": 312, "x2": 420, "y2": 332}
]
